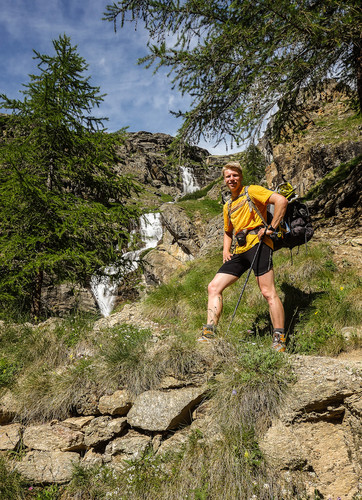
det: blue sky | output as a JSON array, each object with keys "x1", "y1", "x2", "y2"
[{"x1": 0, "y1": 0, "x2": 234, "y2": 155}]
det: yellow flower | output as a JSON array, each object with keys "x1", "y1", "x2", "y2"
[
  {"x1": 315, "y1": 311, "x2": 318, "y2": 315},
  {"x1": 340, "y1": 286, "x2": 344, "y2": 291}
]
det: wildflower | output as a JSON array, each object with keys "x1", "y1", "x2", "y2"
[
  {"x1": 28, "y1": 486, "x2": 34, "y2": 491},
  {"x1": 340, "y1": 286, "x2": 344, "y2": 291},
  {"x1": 315, "y1": 311, "x2": 319, "y2": 315},
  {"x1": 244, "y1": 450, "x2": 249, "y2": 458},
  {"x1": 232, "y1": 389, "x2": 237, "y2": 396}
]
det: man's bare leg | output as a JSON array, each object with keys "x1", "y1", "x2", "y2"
[
  {"x1": 256, "y1": 269, "x2": 286, "y2": 351},
  {"x1": 256, "y1": 269, "x2": 284, "y2": 329},
  {"x1": 207, "y1": 273, "x2": 239, "y2": 326}
]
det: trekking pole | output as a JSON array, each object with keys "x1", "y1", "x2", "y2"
[{"x1": 226, "y1": 232, "x2": 266, "y2": 335}]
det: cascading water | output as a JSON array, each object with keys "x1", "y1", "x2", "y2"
[
  {"x1": 91, "y1": 213, "x2": 163, "y2": 317},
  {"x1": 180, "y1": 165, "x2": 199, "y2": 194}
]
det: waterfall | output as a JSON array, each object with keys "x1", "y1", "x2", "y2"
[
  {"x1": 91, "y1": 213, "x2": 163, "y2": 317},
  {"x1": 90, "y1": 266, "x2": 118, "y2": 318},
  {"x1": 180, "y1": 166, "x2": 199, "y2": 194}
]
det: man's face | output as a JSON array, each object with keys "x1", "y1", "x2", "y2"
[{"x1": 224, "y1": 168, "x2": 242, "y2": 193}]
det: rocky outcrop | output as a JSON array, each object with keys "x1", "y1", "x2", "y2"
[
  {"x1": 261, "y1": 81, "x2": 362, "y2": 196},
  {"x1": 114, "y1": 131, "x2": 215, "y2": 196},
  {"x1": 266, "y1": 140, "x2": 362, "y2": 196},
  {"x1": 308, "y1": 157, "x2": 362, "y2": 223},
  {"x1": 40, "y1": 282, "x2": 97, "y2": 317},
  {"x1": 260, "y1": 355, "x2": 362, "y2": 500}
]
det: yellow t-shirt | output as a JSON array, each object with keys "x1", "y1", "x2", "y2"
[{"x1": 223, "y1": 185, "x2": 274, "y2": 254}]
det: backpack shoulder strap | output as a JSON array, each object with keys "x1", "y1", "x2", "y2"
[
  {"x1": 245, "y1": 186, "x2": 268, "y2": 226},
  {"x1": 227, "y1": 188, "x2": 246, "y2": 225},
  {"x1": 244, "y1": 185, "x2": 253, "y2": 213}
]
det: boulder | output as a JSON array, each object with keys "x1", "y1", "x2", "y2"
[
  {"x1": 81, "y1": 449, "x2": 104, "y2": 468},
  {"x1": 15, "y1": 450, "x2": 80, "y2": 484},
  {"x1": 62, "y1": 416, "x2": 95, "y2": 431},
  {"x1": 98, "y1": 390, "x2": 134, "y2": 416},
  {"x1": 0, "y1": 423, "x2": 22, "y2": 451},
  {"x1": 104, "y1": 429, "x2": 151, "y2": 463},
  {"x1": 0, "y1": 391, "x2": 20, "y2": 425},
  {"x1": 197, "y1": 214, "x2": 224, "y2": 257},
  {"x1": 23, "y1": 422, "x2": 85, "y2": 452},
  {"x1": 74, "y1": 391, "x2": 100, "y2": 417},
  {"x1": 127, "y1": 386, "x2": 206, "y2": 431},
  {"x1": 160, "y1": 203, "x2": 200, "y2": 254},
  {"x1": 143, "y1": 247, "x2": 185, "y2": 286},
  {"x1": 156, "y1": 427, "x2": 191, "y2": 456},
  {"x1": 84, "y1": 416, "x2": 127, "y2": 447},
  {"x1": 162, "y1": 229, "x2": 195, "y2": 263}
]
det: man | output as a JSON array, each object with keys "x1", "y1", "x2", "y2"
[{"x1": 197, "y1": 161, "x2": 288, "y2": 351}]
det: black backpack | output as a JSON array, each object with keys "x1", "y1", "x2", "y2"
[
  {"x1": 244, "y1": 185, "x2": 314, "y2": 255},
  {"x1": 270, "y1": 198, "x2": 314, "y2": 251}
]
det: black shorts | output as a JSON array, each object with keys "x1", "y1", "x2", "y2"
[{"x1": 217, "y1": 243, "x2": 273, "y2": 278}]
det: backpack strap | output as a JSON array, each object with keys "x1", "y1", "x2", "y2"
[
  {"x1": 227, "y1": 186, "x2": 269, "y2": 228},
  {"x1": 227, "y1": 189, "x2": 245, "y2": 226},
  {"x1": 244, "y1": 186, "x2": 268, "y2": 227}
]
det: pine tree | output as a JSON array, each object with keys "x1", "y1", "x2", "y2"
[
  {"x1": 104, "y1": 0, "x2": 362, "y2": 145},
  {"x1": 0, "y1": 35, "x2": 141, "y2": 317},
  {"x1": 241, "y1": 145, "x2": 267, "y2": 186}
]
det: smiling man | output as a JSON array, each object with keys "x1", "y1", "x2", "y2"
[{"x1": 198, "y1": 161, "x2": 288, "y2": 351}]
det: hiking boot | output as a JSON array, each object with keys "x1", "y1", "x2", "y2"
[
  {"x1": 197, "y1": 324, "x2": 217, "y2": 343},
  {"x1": 272, "y1": 331, "x2": 286, "y2": 352}
]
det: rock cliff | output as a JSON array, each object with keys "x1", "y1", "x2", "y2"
[{"x1": 260, "y1": 81, "x2": 362, "y2": 196}]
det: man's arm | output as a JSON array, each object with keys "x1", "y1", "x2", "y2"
[
  {"x1": 257, "y1": 192, "x2": 288, "y2": 240},
  {"x1": 268, "y1": 193, "x2": 288, "y2": 229},
  {"x1": 223, "y1": 231, "x2": 233, "y2": 262}
]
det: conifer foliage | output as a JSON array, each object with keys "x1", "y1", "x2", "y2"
[
  {"x1": 0, "y1": 35, "x2": 140, "y2": 316},
  {"x1": 104, "y1": 0, "x2": 361, "y2": 145}
]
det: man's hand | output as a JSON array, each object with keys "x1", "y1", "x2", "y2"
[
  {"x1": 257, "y1": 227, "x2": 268, "y2": 240},
  {"x1": 223, "y1": 250, "x2": 233, "y2": 263}
]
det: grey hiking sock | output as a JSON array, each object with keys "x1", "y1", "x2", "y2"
[{"x1": 273, "y1": 328, "x2": 285, "y2": 335}]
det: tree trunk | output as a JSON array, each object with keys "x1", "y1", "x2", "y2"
[
  {"x1": 31, "y1": 269, "x2": 44, "y2": 318},
  {"x1": 353, "y1": 41, "x2": 362, "y2": 114}
]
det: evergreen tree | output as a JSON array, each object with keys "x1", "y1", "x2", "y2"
[
  {"x1": 241, "y1": 145, "x2": 267, "y2": 186},
  {"x1": 104, "y1": 0, "x2": 361, "y2": 145},
  {"x1": 0, "y1": 35, "x2": 141, "y2": 317}
]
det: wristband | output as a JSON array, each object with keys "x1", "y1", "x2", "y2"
[{"x1": 268, "y1": 225, "x2": 276, "y2": 232}]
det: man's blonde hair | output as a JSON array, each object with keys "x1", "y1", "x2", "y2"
[{"x1": 222, "y1": 161, "x2": 243, "y2": 178}]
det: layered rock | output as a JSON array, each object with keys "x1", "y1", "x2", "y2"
[
  {"x1": 114, "y1": 131, "x2": 214, "y2": 195},
  {"x1": 260, "y1": 81, "x2": 362, "y2": 196},
  {"x1": 260, "y1": 355, "x2": 362, "y2": 500}
]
